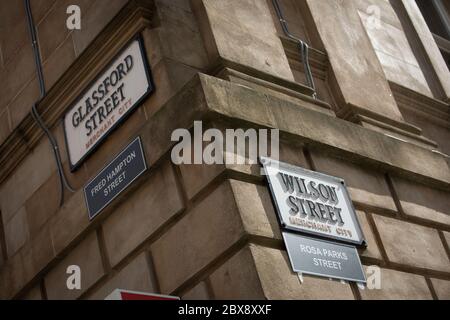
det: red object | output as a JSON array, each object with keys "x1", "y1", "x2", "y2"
[
  {"x1": 105, "y1": 289, "x2": 180, "y2": 300},
  {"x1": 120, "y1": 292, "x2": 178, "y2": 300}
]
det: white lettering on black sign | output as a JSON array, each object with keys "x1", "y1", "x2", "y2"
[
  {"x1": 64, "y1": 37, "x2": 153, "y2": 170},
  {"x1": 84, "y1": 137, "x2": 147, "y2": 220}
]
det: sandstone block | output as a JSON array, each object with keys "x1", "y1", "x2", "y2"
[
  {"x1": 250, "y1": 244, "x2": 355, "y2": 300},
  {"x1": 209, "y1": 246, "x2": 265, "y2": 300},
  {"x1": 151, "y1": 181, "x2": 245, "y2": 294},
  {"x1": 373, "y1": 215, "x2": 450, "y2": 272},
  {"x1": 45, "y1": 232, "x2": 105, "y2": 300},
  {"x1": 359, "y1": 266, "x2": 432, "y2": 300},
  {"x1": 102, "y1": 161, "x2": 184, "y2": 267},
  {"x1": 88, "y1": 252, "x2": 157, "y2": 300}
]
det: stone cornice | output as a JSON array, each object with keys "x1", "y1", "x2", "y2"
[
  {"x1": 196, "y1": 74, "x2": 450, "y2": 190},
  {"x1": 0, "y1": 0, "x2": 157, "y2": 185},
  {"x1": 390, "y1": 81, "x2": 450, "y2": 128}
]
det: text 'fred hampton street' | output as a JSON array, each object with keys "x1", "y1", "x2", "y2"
[{"x1": 90, "y1": 150, "x2": 137, "y2": 197}]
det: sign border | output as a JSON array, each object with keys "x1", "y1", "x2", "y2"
[
  {"x1": 83, "y1": 136, "x2": 147, "y2": 221},
  {"x1": 282, "y1": 231, "x2": 367, "y2": 283},
  {"x1": 260, "y1": 156, "x2": 366, "y2": 246},
  {"x1": 63, "y1": 33, "x2": 154, "y2": 172}
]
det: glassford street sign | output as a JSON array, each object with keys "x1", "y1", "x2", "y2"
[
  {"x1": 64, "y1": 36, "x2": 153, "y2": 170},
  {"x1": 282, "y1": 232, "x2": 366, "y2": 283},
  {"x1": 260, "y1": 157, "x2": 365, "y2": 245},
  {"x1": 84, "y1": 137, "x2": 147, "y2": 220}
]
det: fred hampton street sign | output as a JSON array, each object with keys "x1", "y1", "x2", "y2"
[{"x1": 84, "y1": 137, "x2": 147, "y2": 220}]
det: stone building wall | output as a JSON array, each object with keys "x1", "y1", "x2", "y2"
[{"x1": 0, "y1": 0, "x2": 449, "y2": 300}]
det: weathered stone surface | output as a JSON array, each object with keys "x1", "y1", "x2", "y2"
[
  {"x1": 52, "y1": 124, "x2": 89, "y2": 190},
  {"x1": 250, "y1": 244, "x2": 355, "y2": 300},
  {"x1": 157, "y1": 0, "x2": 209, "y2": 70},
  {"x1": 28, "y1": 220, "x2": 55, "y2": 268},
  {"x1": 139, "y1": 76, "x2": 205, "y2": 169},
  {"x1": 0, "y1": 0, "x2": 28, "y2": 65},
  {"x1": 30, "y1": 0, "x2": 58, "y2": 25},
  {"x1": 391, "y1": 176, "x2": 450, "y2": 226},
  {"x1": 0, "y1": 240, "x2": 5, "y2": 269},
  {"x1": 182, "y1": 281, "x2": 210, "y2": 300},
  {"x1": 25, "y1": 172, "x2": 59, "y2": 239},
  {"x1": 209, "y1": 246, "x2": 265, "y2": 300},
  {"x1": 199, "y1": 75, "x2": 450, "y2": 186},
  {"x1": 444, "y1": 231, "x2": 450, "y2": 249},
  {"x1": 0, "y1": 138, "x2": 55, "y2": 224},
  {"x1": 359, "y1": 267, "x2": 432, "y2": 300},
  {"x1": 36, "y1": 0, "x2": 91, "y2": 62},
  {"x1": 306, "y1": 0, "x2": 404, "y2": 122},
  {"x1": 179, "y1": 162, "x2": 224, "y2": 200},
  {"x1": 4, "y1": 207, "x2": 29, "y2": 257},
  {"x1": 358, "y1": 1, "x2": 432, "y2": 97},
  {"x1": 178, "y1": 124, "x2": 309, "y2": 195},
  {"x1": 21, "y1": 284, "x2": 42, "y2": 300},
  {"x1": 356, "y1": 211, "x2": 383, "y2": 260},
  {"x1": 400, "y1": 103, "x2": 450, "y2": 157},
  {"x1": 0, "y1": 110, "x2": 11, "y2": 146},
  {"x1": 224, "y1": 129, "x2": 309, "y2": 178},
  {"x1": 88, "y1": 252, "x2": 157, "y2": 300},
  {"x1": 151, "y1": 181, "x2": 245, "y2": 294},
  {"x1": 401, "y1": 0, "x2": 450, "y2": 101},
  {"x1": 0, "y1": 222, "x2": 55, "y2": 299},
  {"x1": 8, "y1": 77, "x2": 39, "y2": 129},
  {"x1": 431, "y1": 278, "x2": 450, "y2": 300},
  {"x1": 42, "y1": 35, "x2": 76, "y2": 89},
  {"x1": 72, "y1": 0, "x2": 127, "y2": 56},
  {"x1": 373, "y1": 215, "x2": 450, "y2": 272},
  {"x1": 310, "y1": 151, "x2": 397, "y2": 213},
  {"x1": 45, "y1": 232, "x2": 105, "y2": 300},
  {"x1": 229, "y1": 180, "x2": 281, "y2": 240},
  {"x1": 102, "y1": 161, "x2": 184, "y2": 267},
  {"x1": 192, "y1": 0, "x2": 294, "y2": 81},
  {"x1": 178, "y1": 134, "x2": 226, "y2": 200},
  {"x1": 268, "y1": 0, "x2": 309, "y2": 41},
  {"x1": 49, "y1": 190, "x2": 89, "y2": 256},
  {"x1": 143, "y1": 60, "x2": 179, "y2": 118}
]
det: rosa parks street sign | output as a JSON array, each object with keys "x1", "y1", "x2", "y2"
[
  {"x1": 260, "y1": 157, "x2": 365, "y2": 245},
  {"x1": 64, "y1": 36, "x2": 153, "y2": 170},
  {"x1": 84, "y1": 137, "x2": 147, "y2": 220},
  {"x1": 282, "y1": 232, "x2": 366, "y2": 283}
]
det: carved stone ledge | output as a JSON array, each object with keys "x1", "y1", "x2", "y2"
[
  {"x1": 0, "y1": 0, "x2": 157, "y2": 185},
  {"x1": 391, "y1": 81, "x2": 450, "y2": 129},
  {"x1": 216, "y1": 67, "x2": 334, "y2": 116}
]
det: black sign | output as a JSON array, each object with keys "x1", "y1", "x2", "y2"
[
  {"x1": 84, "y1": 137, "x2": 147, "y2": 220},
  {"x1": 282, "y1": 232, "x2": 366, "y2": 283}
]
